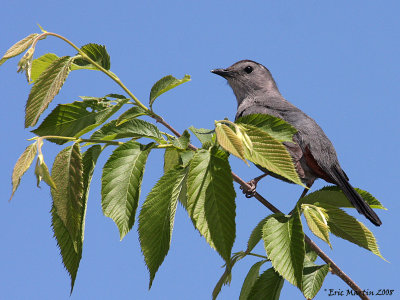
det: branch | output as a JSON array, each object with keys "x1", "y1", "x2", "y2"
[{"x1": 156, "y1": 117, "x2": 370, "y2": 300}]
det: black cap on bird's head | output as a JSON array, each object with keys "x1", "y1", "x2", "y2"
[{"x1": 211, "y1": 60, "x2": 280, "y2": 104}]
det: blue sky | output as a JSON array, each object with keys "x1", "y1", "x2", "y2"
[{"x1": 1, "y1": 1, "x2": 399, "y2": 299}]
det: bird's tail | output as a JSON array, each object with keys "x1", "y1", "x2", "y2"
[{"x1": 332, "y1": 166, "x2": 382, "y2": 226}]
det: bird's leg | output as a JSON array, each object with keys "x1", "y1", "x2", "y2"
[
  {"x1": 299, "y1": 186, "x2": 310, "y2": 200},
  {"x1": 241, "y1": 173, "x2": 268, "y2": 198},
  {"x1": 288, "y1": 183, "x2": 313, "y2": 216}
]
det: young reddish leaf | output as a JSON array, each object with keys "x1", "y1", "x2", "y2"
[
  {"x1": 25, "y1": 56, "x2": 73, "y2": 127},
  {"x1": 0, "y1": 33, "x2": 39, "y2": 66},
  {"x1": 10, "y1": 142, "x2": 37, "y2": 201}
]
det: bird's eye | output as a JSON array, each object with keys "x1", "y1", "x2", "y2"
[{"x1": 244, "y1": 66, "x2": 253, "y2": 74}]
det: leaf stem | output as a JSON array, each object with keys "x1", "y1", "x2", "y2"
[
  {"x1": 32, "y1": 32, "x2": 151, "y2": 113},
  {"x1": 30, "y1": 135, "x2": 123, "y2": 146},
  {"x1": 246, "y1": 252, "x2": 269, "y2": 260}
]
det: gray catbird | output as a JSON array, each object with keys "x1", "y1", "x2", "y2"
[{"x1": 211, "y1": 60, "x2": 382, "y2": 226}]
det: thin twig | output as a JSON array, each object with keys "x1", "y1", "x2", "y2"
[{"x1": 156, "y1": 117, "x2": 370, "y2": 300}]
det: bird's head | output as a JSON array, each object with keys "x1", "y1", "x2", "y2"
[{"x1": 211, "y1": 60, "x2": 279, "y2": 104}]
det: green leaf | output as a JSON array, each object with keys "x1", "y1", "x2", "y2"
[
  {"x1": 305, "y1": 243, "x2": 318, "y2": 262},
  {"x1": 138, "y1": 167, "x2": 187, "y2": 288},
  {"x1": 80, "y1": 145, "x2": 102, "y2": 219},
  {"x1": 91, "y1": 119, "x2": 164, "y2": 142},
  {"x1": 215, "y1": 123, "x2": 247, "y2": 164},
  {"x1": 17, "y1": 47, "x2": 34, "y2": 82},
  {"x1": 149, "y1": 74, "x2": 190, "y2": 108},
  {"x1": 51, "y1": 143, "x2": 84, "y2": 241},
  {"x1": 53, "y1": 144, "x2": 101, "y2": 292},
  {"x1": 301, "y1": 186, "x2": 386, "y2": 210},
  {"x1": 50, "y1": 143, "x2": 84, "y2": 291},
  {"x1": 247, "y1": 268, "x2": 284, "y2": 300},
  {"x1": 172, "y1": 130, "x2": 190, "y2": 150},
  {"x1": 187, "y1": 148, "x2": 236, "y2": 262},
  {"x1": 236, "y1": 114, "x2": 297, "y2": 142},
  {"x1": 73, "y1": 43, "x2": 110, "y2": 70},
  {"x1": 33, "y1": 98, "x2": 129, "y2": 144},
  {"x1": 321, "y1": 204, "x2": 384, "y2": 259},
  {"x1": 189, "y1": 126, "x2": 214, "y2": 146},
  {"x1": 239, "y1": 260, "x2": 267, "y2": 300},
  {"x1": 246, "y1": 216, "x2": 271, "y2": 253},
  {"x1": 10, "y1": 142, "x2": 37, "y2": 200},
  {"x1": 164, "y1": 147, "x2": 180, "y2": 173},
  {"x1": 102, "y1": 140, "x2": 153, "y2": 239},
  {"x1": 241, "y1": 123, "x2": 304, "y2": 187},
  {"x1": 262, "y1": 207, "x2": 305, "y2": 288},
  {"x1": 0, "y1": 33, "x2": 39, "y2": 66},
  {"x1": 25, "y1": 56, "x2": 73, "y2": 127},
  {"x1": 34, "y1": 154, "x2": 56, "y2": 189},
  {"x1": 116, "y1": 106, "x2": 148, "y2": 126},
  {"x1": 179, "y1": 150, "x2": 194, "y2": 167},
  {"x1": 301, "y1": 261, "x2": 330, "y2": 299},
  {"x1": 30, "y1": 53, "x2": 58, "y2": 82},
  {"x1": 302, "y1": 204, "x2": 332, "y2": 248}
]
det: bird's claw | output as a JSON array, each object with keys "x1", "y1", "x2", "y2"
[{"x1": 241, "y1": 179, "x2": 258, "y2": 198}]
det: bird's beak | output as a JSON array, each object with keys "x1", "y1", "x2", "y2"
[{"x1": 211, "y1": 68, "x2": 232, "y2": 78}]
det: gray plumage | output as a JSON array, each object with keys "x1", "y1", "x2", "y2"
[{"x1": 211, "y1": 60, "x2": 381, "y2": 226}]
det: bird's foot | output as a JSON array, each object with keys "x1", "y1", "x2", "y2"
[
  {"x1": 240, "y1": 173, "x2": 268, "y2": 198},
  {"x1": 240, "y1": 178, "x2": 259, "y2": 198}
]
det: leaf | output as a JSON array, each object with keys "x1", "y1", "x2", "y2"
[
  {"x1": 302, "y1": 204, "x2": 332, "y2": 248},
  {"x1": 320, "y1": 204, "x2": 384, "y2": 259},
  {"x1": 138, "y1": 167, "x2": 187, "y2": 288},
  {"x1": 305, "y1": 243, "x2": 318, "y2": 262},
  {"x1": 189, "y1": 126, "x2": 214, "y2": 146},
  {"x1": 164, "y1": 147, "x2": 180, "y2": 173},
  {"x1": 91, "y1": 119, "x2": 164, "y2": 142},
  {"x1": 179, "y1": 150, "x2": 194, "y2": 167},
  {"x1": 241, "y1": 123, "x2": 304, "y2": 186},
  {"x1": 10, "y1": 142, "x2": 37, "y2": 200},
  {"x1": 301, "y1": 186, "x2": 386, "y2": 210},
  {"x1": 0, "y1": 33, "x2": 39, "y2": 66},
  {"x1": 262, "y1": 206, "x2": 305, "y2": 288},
  {"x1": 25, "y1": 56, "x2": 73, "y2": 127},
  {"x1": 73, "y1": 43, "x2": 110, "y2": 70},
  {"x1": 116, "y1": 106, "x2": 148, "y2": 126},
  {"x1": 246, "y1": 216, "x2": 271, "y2": 253},
  {"x1": 236, "y1": 114, "x2": 297, "y2": 142},
  {"x1": 301, "y1": 261, "x2": 330, "y2": 299},
  {"x1": 80, "y1": 145, "x2": 102, "y2": 220},
  {"x1": 17, "y1": 48, "x2": 34, "y2": 82},
  {"x1": 34, "y1": 154, "x2": 56, "y2": 189},
  {"x1": 102, "y1": 140, "x2": 153, "y2": 239},
  {"x1": 172, "y1": 130, "x2": 190, "y2": 150},
  {"x1": 186, "y1": 148, "x2": 236, "y2": 262},
  {"x1": 149, "y1": 74, "x2": 190, "y2": 108},
  {"x1": 50, "y1": 144, "x2": 83, "y2": 289},
  {"x1": 215, "y1": 123, "x2": 247, "y2": 164},
  {"x1": 30, "y1": 53, "x2": 58, "y2": 82},
  {"x1": 51, "y1": 143, "x2": 84, "y2": 241},
  {"x1": 239, "y1": 260, "x2": 267, "y2": 300},
  {"x1": 52, "y1": 144, "x2": 101, "y2": 292},
  {"x1": 247, "y1": 268, "x2": 284, "y2": 300},
  {"x1": 33, "y1": 98, "x2": 129, "y2": 144}
]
